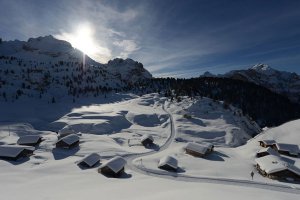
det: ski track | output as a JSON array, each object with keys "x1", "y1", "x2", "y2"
[{"x1": 125, "y1": 100, "x2": 300, "y2": 195}]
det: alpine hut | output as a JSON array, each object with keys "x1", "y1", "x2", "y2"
[
  {"x1": 98, "y1": 156, "x2": 127, "y2": 177},
  {"x1": 184, "y1": 142, "x2": 211, "y2": 157},
  {"x1": 158, "y1": 156, "x2": 178, "y2": 172},
  {"x1": 258, "y1": 140, "x2": 276, "y2": 148},
  {"x1": 77, "y1": 153, "x2": 101, "y2": 168},
  {"x1": 0, "y1": 145, "x2": 35, "y2": 161},
  {"x1": 56, "y1": 134, "x2": 80, "y2": 149},
  {"x1": 17, "y1": 135, "x2": 42, "y2": 146},
  {"x1": 255, "y1": 155, "x2": 300, "y2": 181},
  {"x1": 272, "y1": 143, "x2": 299, "y2": 157},
  {"x1": 141, "y1": 134, "x2": 154, "y2": 147}
]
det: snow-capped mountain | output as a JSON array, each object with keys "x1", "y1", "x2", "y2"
[
  {"x1": 0, "y1": 35, "x2": 152, "y2": 102},
  {"x1": 224, "y1": 64, "x2": 300, "y2": 103}
]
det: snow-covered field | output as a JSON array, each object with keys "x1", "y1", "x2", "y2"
[{"x1": 0, "y1": 93, "x2": 299, "y2": 199}]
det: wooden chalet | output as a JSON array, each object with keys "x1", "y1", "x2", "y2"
[
  {"x1": 17, "y1": 135, "x2": 42, "y2": 146},
  {"x1": 158, "y1": 156, "x2": 178, "y2": 172},
  {"x1": 255, "y1": 155, "x2": 300, "y2": 181},
  {"x1": 98, "y1": 156, "x2": 126, "y2": 177},
  {"x1": 77, "y1": 153, "x2": 101, "y2": 168},
  {"x1": 56, "y1": 134, "x2": 80, "y2": 149},
  {"x1": 258, "y1": 140, "x2": 276, "y2": 148},
  {"x1": 140, "y1": 134, "x2": 154, "y2": 147},
  {"x1": 184, "y1": 142, "x2": 212, "y2": 157},
  {"x1": 0, "y1": 145, "x2": 34, "y2": 161},
  {"x1": 273, "y1": 143, "x2": 299, "y2": 157}
]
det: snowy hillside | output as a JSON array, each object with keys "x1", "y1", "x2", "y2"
[
  {"x1": 0, "y1": 36, "x2": 151, "y2": 102},
  {"x1": 1, "y1": 93, "x2": 299, "y2": 200},
  {"x1": 225, "y1": 64, "x2": 300, "y2": 103}
]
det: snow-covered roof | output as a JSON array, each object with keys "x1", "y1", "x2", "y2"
[
  {"x1": 287, "y1": 164, "x2": 300, "y2": 176},
  {"x1": 0, "y1": 145, "x2": 35, "y2": 158},
  {"x1": 140, "y1": 134, "x2": 154, "y2": 143},
  {"x1": 255, "y1": 155, "x2": 287, "y2": 174},
  {"x1": 199, "y1": 142, "x2": 214, "y2": 150},
  {"x1": 257, "y1": 147, "x2": 280, "y2": 156},
  {"x1": 100, "y1": 156, "x2": 126, "y2": 173},
  {"x1": 78, "y1": 153, "x2": 100, "y2": 167},
  {"x1": 185, "y1": 142, "x2": 208, "y2": 154},
  {"x1": 256, "y1": 154, "x2": 300, "y2": 176},
  {"x1": 17, "y1": 135, "x2": 41, "y2": 145},
  {"x1": 158, "y1": 156, "x2": 178, "y2": 169},
  {"x1": 275, "y1": 143, "x2": 299, "y2": 155},
  {"x1": 59, "y1": 129, "x2": 75, "y2": 138},
  {"x1": 57, "y1": 134, "x2": 79, "y2": 145},
  {"x1": 258, "y1": 140, "x2": 276, "y2": 145}
]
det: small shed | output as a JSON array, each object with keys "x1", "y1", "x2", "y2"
[
  {"x1": 273, "y1": 143, "x2": 299, "y2": 157},
  {"x1": 184, "y1": 142, "x2": 210, "y2": 157},
  {"x1": 98, "y1": 156, "x2": 127, "y2": 177},
  {"x1": 17, "y1": 135, "x2": 42, "y2": 146},
  {"x1": 158, "y1": 156, "x2": 178, "y2": 172},
  {"x1": 255, "y1": 155, "x2": 300, "y2": 181},
  {"x1": 141, "y1": 134, "x2": 154, "y2": 147},
  {"x1": 256, "y1": 147, "x2": 280, "y2": 158},
  {"x1": 78, "y1": 153, "x2": 101, "y2": 168},
  {"x1": 258, "y1": 140, "x2": 276, "y2": 148},
  {"x1": 0, "y1": 145, "x2": 35, "y2": 161},
  {"x1": 56, "y1": 134, "x2": 80, "y2": 149}
]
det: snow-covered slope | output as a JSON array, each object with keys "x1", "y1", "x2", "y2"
[
  {"x1": 0, "y1": 93, "x2": 299, "y2": 199},
  {"x1": 0, "y1": 36, "x2": 152, "y2": 102},
  {"x1": 132, "y1": 98, "x2": 300, "y2": 186},
  {"x1": 225, "y1": 64, "x2": 300, "y2": 103}
]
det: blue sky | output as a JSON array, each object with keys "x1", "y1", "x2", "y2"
[{"x1": 1, "y1": 0, "x2": 300, "y2": 77}]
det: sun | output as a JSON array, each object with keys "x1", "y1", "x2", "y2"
[
  {"x1": 55, "y1": 23, "x2": 112, "y2": 63},
  {"x1": 69, "y1": 25, "x2": 98, "y2": 56}
]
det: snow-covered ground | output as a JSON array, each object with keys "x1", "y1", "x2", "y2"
[{"x1": 0, "y1": 93, "x2": 299, "y2": 199}]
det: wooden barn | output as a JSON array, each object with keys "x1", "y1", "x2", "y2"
[
  {"x1": 258, "y1": 140, "x2": 276, "y2": 148},
  {"x1": 273, "y1": 143, "x2": 299, "y2": 157},
  {"x1": 17, "y1": 135, "x2": 42, "y2": 146},
  {"x1": 158, "y1": 156, "x2": 178, "y2": 172},
  {"x1": 140, "y1": 134, "x2": 154, "y2": 147},
  {"x1": 56, "y1": 134, "x2": 80, "y2": 149},
  {"x1": 184, "y1": 142, "x2": 211, "y2": 157},
  {"x1": 255, "y1": 155, "x2": 300, "y2": 181},
  {"x1": 256, "y1": 147, "x2": 280, "y2": 158},
  {"x1": 77, "y1": 153, "x2": 101, "y2": 168},
  {"x1": 98, "y1": 156, "x2": 126, "y2": 177},
  {"x1": 0, "y1": 145, "x2": 35, "y2": 161}
]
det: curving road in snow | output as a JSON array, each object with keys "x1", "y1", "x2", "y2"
[{"x1": 125, "y1": 100, "x2": 300, "y2": 195}]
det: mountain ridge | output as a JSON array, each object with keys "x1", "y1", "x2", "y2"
[{"x1": 201, "y1": 64, "x2": 300, "y2": 103}]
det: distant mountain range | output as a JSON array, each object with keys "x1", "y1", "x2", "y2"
[{"x1": 201, "y1": 64, "x2": 300, "y2": 103}]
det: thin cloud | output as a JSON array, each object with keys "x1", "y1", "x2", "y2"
[{"x1": 113, "y1": 40, "x2": 140, "y2": 58}]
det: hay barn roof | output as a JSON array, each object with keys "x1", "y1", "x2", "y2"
[
  {"x1": 78, "y1": 153, "x2": 100, "y2": 167},
  {"x1": 17, "y1": 135, "x2": 41, "y2": 145},
  {"x1": 158, "y1": 156, "x2": 178, "y2": 169},
  {"x1": 100, "y1": 156, "x2": 126, "y2": 173}
]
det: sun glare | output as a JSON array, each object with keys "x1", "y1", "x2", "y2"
[
  {"x1": 56, "y1": 23, "x2": 112, "y2": 63},
  {"x1": 69, "y1": 25, "x2": 98, "y2": 56}
]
